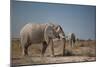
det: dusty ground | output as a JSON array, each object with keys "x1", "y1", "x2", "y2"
[
  {"x1": 11, "y1": 38, "x2": 96, "y2": 66},
  {"x1": 12, "y1": 56, "x2": 95, "y2": 66}
]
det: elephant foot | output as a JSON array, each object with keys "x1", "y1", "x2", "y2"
[
  {"x1": 22, "y1": 52, "x2": 28, "y2": 57},
  {"x1": 63, "y1": 54, "x2": 65, "y2": 56},
  {"x1": 41, "y1": 54, "x2": 46, "y2": 57},
  {"x1": 23, "y1": 54, "x2": 28, "y2": 57},
  {"x1": 50, "y1": 55, "x2": 55, "y2": 57},
  {"x1": 41, "y1": 55, "x2": 44, "y2": 57}
]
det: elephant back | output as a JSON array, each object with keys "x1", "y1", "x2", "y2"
[{"x1": 20, "y1": 23, "x2": 46, "y2": 43}]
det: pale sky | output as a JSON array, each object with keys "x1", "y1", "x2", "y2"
[{"x1": 11, "y1": 1, "x2": 96, "y2": 40}]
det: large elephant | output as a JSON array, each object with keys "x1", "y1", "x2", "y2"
[
  {"x1": 67, "y1": 33, "x2": 76, "y2": 47},
  {"x1": 20, "y1": 23, "x2": 66, "y2": 57}
]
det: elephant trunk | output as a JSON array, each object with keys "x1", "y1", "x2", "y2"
[{"x1": 62, "y1": 37, "x2": 66, "y2": 56}]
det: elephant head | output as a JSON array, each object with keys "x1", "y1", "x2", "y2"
[
  {"x1": 44, "y1": 23, "x2": 65, "y2": 39},
  {"x1": 44, "y1": 23, "x2": 66, "y2": 56},
  {"x1": 51, "y1": 24, "x2": 66, "y2": 56},
  {"x1": 52, "y1": 24, "x2": 65, "y2": 40}
]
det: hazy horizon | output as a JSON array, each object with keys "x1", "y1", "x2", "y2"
[{"x1": 11, "y1": 1, "x2": 96, "y2": 40}]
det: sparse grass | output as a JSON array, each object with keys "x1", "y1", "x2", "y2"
[
  {"x1": 64, "y1": 40, "x2": 96, "y2": 57},
  {"x1": 11, "y1": 39, "x2": 96, "y2": 57},
  {"x1": 76, "y1": 40, "x2": 96, "y2": 47},
  {"x1": 11, "y1": 39, "x2": 22, "y2": 58},
  {"x1": 11, "y1": 38, "x2": 96, "y2": 65}
]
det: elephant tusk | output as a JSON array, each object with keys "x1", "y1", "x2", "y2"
[{"x1": 59, "y1": 34, "x2": 65, "y2": 39}]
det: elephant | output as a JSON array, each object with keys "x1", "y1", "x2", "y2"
[
  {"x1": 20, "y1": 23, "x2": 66, "y2": 57},
  {"x1": 67, "y1": 33, "x2": 76, "y2": 47}
]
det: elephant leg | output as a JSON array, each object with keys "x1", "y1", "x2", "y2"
[
  {"x1": 22, "y1": 46, "x2": 27, "y2": 56},
  {"x1": 24, "y1": 45, "x2": 28, "y2": 56},
  {"x1": 62, "y1": 38, "x2": 66, "y2": 56},
  {"x1": 69, "y1": 40, "x2": 71, "y2": 47},
  {"x1": 69, "y1": 40, "x2": 70, "y2": 46},
  {"x1": 41, "y1": 42, "x2": 48, "y2": 57},
  {"x1": 50, "y1": 39, "x2": 54, "y2": 57},
  {"x1": 71, "y1": 40, "x2": 72, "y2": 47},
  {"x1": 23, "y1": 43, "x2": 30, "y2": 56},
  {"x1": 22, "y1": 47, "x2": 25, "y2": 56},
  {"x1": 72, "y1": 40, "x2": 74, "y2": 47}
]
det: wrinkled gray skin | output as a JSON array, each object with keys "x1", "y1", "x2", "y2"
[
  {"x1": 20, "y1": 23, "x2": 66, "y2": 57},
  {"x1": 68, "y1": 33, "x2": 76, "y2": 47}
]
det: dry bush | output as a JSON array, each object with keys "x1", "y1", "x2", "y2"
[
  {"x1": 64, "y1": 40, "x2": 96, "y2": 57},
  {"x1": 11, "y1": 39, "x2": 22, "y2": 58},
  {"x1": 76, "y1": 40, "x2": 96, "y2": 47}
]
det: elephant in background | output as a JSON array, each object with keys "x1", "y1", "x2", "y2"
[
  {"x1": 67, "y1": 33, "x2": 76, "y2": 47},
  {"x1": 20, "y1": 23, "x2": 66, "y2": 57}
]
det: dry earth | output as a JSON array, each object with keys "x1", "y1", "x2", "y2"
[
  {"x1": 11, "y1": 38, "x2": 96, "y2": 66},
  {"x1": 12, "y1": 56, "x2": 95, "y2": 66}
]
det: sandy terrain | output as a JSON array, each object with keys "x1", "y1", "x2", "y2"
[
  {"x1": 11, "y1": 38, "x2": 96, "y2": 66},
  {"x1": 12, "y1": 56, "x2": 95, "y2": 66}
]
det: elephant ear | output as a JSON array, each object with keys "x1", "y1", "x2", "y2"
[{"x1": 44, "y1": 24, "x2": 55, "y2": 44}]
